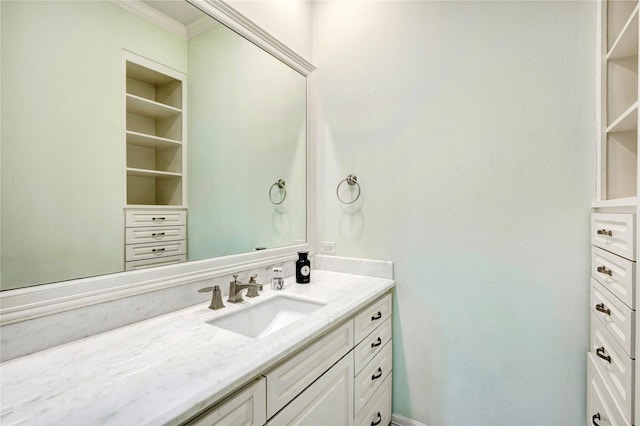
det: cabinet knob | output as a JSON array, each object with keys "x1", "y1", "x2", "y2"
[
  {"x1": 152, "y1": 217, "x2": 166, "y2": 222},
  {"x1": 371, "y1": 412, "x2": 382, "y2": 426},
  {"x1": 596, "y1": 346, "x2": 611, "y2": 364},
  {"x1": 592, "y1": 413, "x2": 601, "y2": 426},
  {"x1": 597, "y1": 229, "x2": 612, "y2": 236},
  {"x1": 595, "y1": 303, "x2": 611, "y2": 316},
  {"x1": 596, "y1": 266, "x2": 613, "y2": 276},
  {"x1": 371, "y1": 311, "x2": 382, "y2": 321},
  {"x1": 152, "y1": 248, "x2": 166, "y2": 253},
  {"x1": 371, "y1": 367, "x2": 383, "y2": 381},
  {"x1": 371, "y1": 337, "x2": 382, "y2": 348},
  {"x1": 151, "y1": 232, "x2": 166, "y2": 237}
]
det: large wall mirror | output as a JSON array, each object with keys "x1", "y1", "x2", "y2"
[{"x1": 1, "y1": 0, "x2": 312, "y2": 293}]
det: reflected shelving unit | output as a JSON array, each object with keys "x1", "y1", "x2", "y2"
[{"x1": 123, "y1": 52, "x2": 187, "y2": 271}]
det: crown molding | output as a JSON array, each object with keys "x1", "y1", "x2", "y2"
[{"x1": 112, "y1": 0, "x2": 187, "y2": 39}]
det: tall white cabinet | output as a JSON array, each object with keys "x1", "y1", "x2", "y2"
[
  {"x1": 590, "y1": 1, "x2": 639, "y2": 425},
  {"x1": 123, "y1": 52, "x2": 187, "y2": 270}
]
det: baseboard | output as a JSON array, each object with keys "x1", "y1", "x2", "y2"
[{"x1": 391, "y1": 413, "x2": 427, "y2": 426}]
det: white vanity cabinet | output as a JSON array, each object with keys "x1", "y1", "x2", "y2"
[
  {"x1": 182, "y1": 292, "x2": 393, "y2": 426},
  {"x1": 590, "y1": 1, "x2": 639, "y2": 424}
]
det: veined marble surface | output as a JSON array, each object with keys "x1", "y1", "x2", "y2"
[{"x1": 0, "y1": 270, "x2": 394, "y2": 426}]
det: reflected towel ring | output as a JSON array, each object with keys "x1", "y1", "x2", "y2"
[
  {"x1": 336, "y1": 174, "x2": 361, "y2": 204},
  {"x1": 269, "y1": 179, "x2": 287, "y2": 205}
]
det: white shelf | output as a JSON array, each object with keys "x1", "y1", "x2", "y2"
[
  {"x1": 126, "y1": 94, "x2": 181, "y2": 119},
  {"x1": 608, "y1": 5, "x2": 639, "y2": 60},
  {"x1": 607, "y1": 101, "x2": 639, "y2": 133},
  {"x1": 126, "y1": 168, "x2": 182, "y2": 178},
  {"x1": 126, "y1": 131, "x2": 181, "y2": 149},
  {"x1": 592, "y1": 196, "x2": 638, "y2": 208}
]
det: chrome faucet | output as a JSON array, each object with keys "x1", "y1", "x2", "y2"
[
  {"x1": 228, "y1": 274, "x2": 263, "y2": 303},
  {"x1": 198, "y1": 285, "x2": 225, "y2": 310}
]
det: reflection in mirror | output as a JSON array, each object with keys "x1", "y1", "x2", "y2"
[{"x1": 0, "y1": 0, "x2": 307, "y2": 291}]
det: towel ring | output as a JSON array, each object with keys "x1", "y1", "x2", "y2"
[
  {"x1": 336, "y1": 174, "x2": 361, "y2": 204},
  {"x1": 269, "y1": 179, "x2": 287, "y2": 205}
]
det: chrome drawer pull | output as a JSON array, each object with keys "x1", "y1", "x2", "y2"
[
  {"x1": 596, "y1": 346, "x2": 611, "y2": 364},
  {"x1": 592, "y1": 413, "x2": 601, "y2": 426},
  {"x1": 371, "y1": 367, "x2": 383, "y2": 380},
  {"x1": 371, "y1": 412, "x2": 382, "y2": 426},
  {"x1": 151, "y1": 232, "x2": 166, "y2": 237},
  {"x1": 595, "y1": 303, "x2": 611, "y2": 316},
  {"x1": 371, "y1": 311, "x2": 382, "y2": 321},
  {"x1": 371, "y1": 337, "x2": 382, "y2": 348},
  {"x1": 597, "y1": 229, "x2": 612, "y2": 236},
  {"x1": 152, "y1": 217, "x2": 166, "y2": 221},
  {"x1": 596, "y1": 266, "x2": 612, "y2": 276},
  {"x1": 152, "y1": 248, "x2": 166, "y2": 253}
]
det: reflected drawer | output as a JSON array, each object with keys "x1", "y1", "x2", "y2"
[
  {"x1": 591, "y1": 213, "x2": 635, "y2": 261},
  {"x1": 592, "y1": 247, "x2": 636, "y2": 309},
  {"x1": 355, "y1": 317, "x2": 392, "y2": 375},
  {"x1": 355, "y1": 373, "x2": 392, "y2": 426},
  {"x1": 588, "y1": 353, "x2": 632, "y2": 426},
  {"x1": 354, "y1": 293, "x2": 392, "y2": 344},
  {"x1": 125, "y1": 254, "x2": 186, "y2": 271},
  {"x1": 125, "y1": 240, "x2": 186, "y2": 261},
  {"x1": 591, "y1": 317, "x2": 635, "y2": 421},
  {"x1": 125, "y1": 209, "x2": 187, "y2": 227},
  {"x1": 591, "y1": 279, "x2": 636, "y2": 358},
  {"x1": 355, "y1": 340, "x2": 392, "y2": 416},
  {"x1": 125, "y1": 226, "x2": 186, "y2": 244}
]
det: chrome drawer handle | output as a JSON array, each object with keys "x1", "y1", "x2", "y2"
[
  {"x1": 597, "y1": 229, "x2": 612, "y2": 236},
  {"x1": 152, "y1": 248, "x2": 166, "y2": 253},
  {"x1": 151, "y1": 232, "x2": 166, "y2": 237},
  {"x1": 371, "y1": 311, "x2": 382, "y2": 321},
  {"x1": 596, "y1": 347, "x2": 611, "y2": 364},
  {"x1": 371, "y1": 412, "x2": 382, "y2": 426},
  {"x1": 371, "y1": 367, "x2": 383, "y2": 380},
  {"x1": 595, "y1": 303, "x2": 611, "y2": 316},
  {"x1": 371, "y1": 337, "x2": 382, "y2": 348},
  {"x1": 596, "y1": 266, "x2": 612, "y2": 276},
  {"x1": 592, "y1": 413, "x2": 601, "y2": 426},
  {"x1": 152, "y1": 217, "x2": 166, "y2": 221}
]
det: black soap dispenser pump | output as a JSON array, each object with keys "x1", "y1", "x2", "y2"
[{"x1": 296, "y1": 251, "x2": 311, "y2": 284}]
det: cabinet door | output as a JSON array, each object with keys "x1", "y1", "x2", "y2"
[
  {"x1": 186, "y1": 378, "x2": 266, "y2": 426},
  {"x1": 267, "y1": 352, "x2": 354, "y2": 426}
]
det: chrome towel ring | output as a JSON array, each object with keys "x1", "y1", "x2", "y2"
[
  {"x1": 336, "y1": 174, "x2": 361, "y2": 204},
  {"x1": 269, "y1": 179, "x2": 287, "y2": 205}
]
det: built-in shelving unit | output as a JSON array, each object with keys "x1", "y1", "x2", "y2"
[
  {"x1": 123, "y1": 52, "x2": 187, "y2": 270},
  {"x1": 589, "y1": 2, "x2": 639, "y2": 425}
]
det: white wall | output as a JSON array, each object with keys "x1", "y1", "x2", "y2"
[{"x1": 314, "y1": 1, "x2": 596, "y2": 424}]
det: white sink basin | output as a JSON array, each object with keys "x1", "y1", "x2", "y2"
[{"x1": 207, "y1": 296, "x2": 326, "y2": 338}]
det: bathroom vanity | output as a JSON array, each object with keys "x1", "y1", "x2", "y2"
[{"x1": 0, "y1": 270, "x2": 394, "y2": 425}]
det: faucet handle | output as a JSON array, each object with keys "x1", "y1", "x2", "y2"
[
  {"x1": 199, "y1": 285, "x2": 225, "y2": 310},
  {"x1": 232, "y1": 274, "x2": 239, "y2": 282},
  {"x1": 198, "y1": 286, "x2": 214, "y2": 293},
  {"x1": 248, "y1": 274, "x2": 258, "y2": 284}
]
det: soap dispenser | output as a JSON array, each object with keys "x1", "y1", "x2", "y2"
[{"x1": 295, "y1": 251, "x2": 310, "y2": 284}]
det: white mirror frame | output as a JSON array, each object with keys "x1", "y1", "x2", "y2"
[{"x1": 0, "y1": 0, "x2": 316, "y2": 326}]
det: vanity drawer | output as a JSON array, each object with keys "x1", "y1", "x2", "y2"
[
  {"x1": 355, "y1": 373, "x2": 391, "y2": 426},
  {"x1": 588, "y1": 353, "x2": 632, "y2": 426},
  {"x1": 592, "y1": 247, "x2": 636, "y2": 309},
  {"x1": 125, "y1": 225, "x2": 186, "y2": 244},
  {"x1": 355, "y1": 317, "x2": 392, "y2": 375},
  {"x1": 125, "y1": 209, "x2": 187, "y2": 227},
  {"x1": 125, "y1": 254, "x2": 186, "y2": 271},
  {"x1": 125, "y1": 240, "x2": 186, "y2": 261},
  {"x1": 354, "y1": 293, "x2": 392, "y2": 344},
  {"x1": 591, "y1": 317, "x2": 635, "y2": 421},
  {"x1": 265, "y1": 319, "x2": 354, "y2": 419},
  {"x1": 185, "y1": 377, "x2": 266, "y2": 426},
  {"x1": 592, "y1": 213, "x2": 636, "y2": 261},
  {"x1": 355, "y1": 339, "x2": 392, "y2": 416},
  {"x1": 591, "y1": 279, "x2": 636, "y2": 358}
]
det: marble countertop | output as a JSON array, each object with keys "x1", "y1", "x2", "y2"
[{"x1": 0, "y1": 270, "x2": 394, "y2": 426}]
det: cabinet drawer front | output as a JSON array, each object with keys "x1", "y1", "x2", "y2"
[
  {"x1": 355, "y1": 340, "x2": 392, "y2": 416},
  {"x1": 125, "y1": 240, "x2": 186, "y2": 261},
  {"x1": 355, "y1": 373, "x2": 392, "y2": 426},
  {"x1": 592, "y1": 247, "x2": 636, "y2": 309},
  {"x1": 592, "y1": 213, "x2": 635, "y2": 261},
  {"x1": 591, "y1": 317, "x2": 635, "y2": 421},
  {"x1": 588, "y1": 353, "x2": 632, "y2": 426},
  {"x1": 125, "y1": 255, "x2": 186, "y2": 271},
  {"x1": 265, "y1": 320, "x2": 354, "y2": 419},
  {"x1": 125, "y1": 209, "x2": 186, "y2": 227},
  {"x1": 125, "y1": 226, "x2": 186, "y2": 244},
  {"x1": 267, "y1": 352, "x2": 354, "y2": 426},
  {"x1": 186, "y1": 378, "x2": 266, "y2": 426},
  {"x1": 355, "y1": 317, "x2": 392, "y2": 375},
  {"x1": 591, "y1": 279, "x2": 636, "y2": 357},
  {"x1": 355, "y1": 293, "x2": 392, "y2": 344}
]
